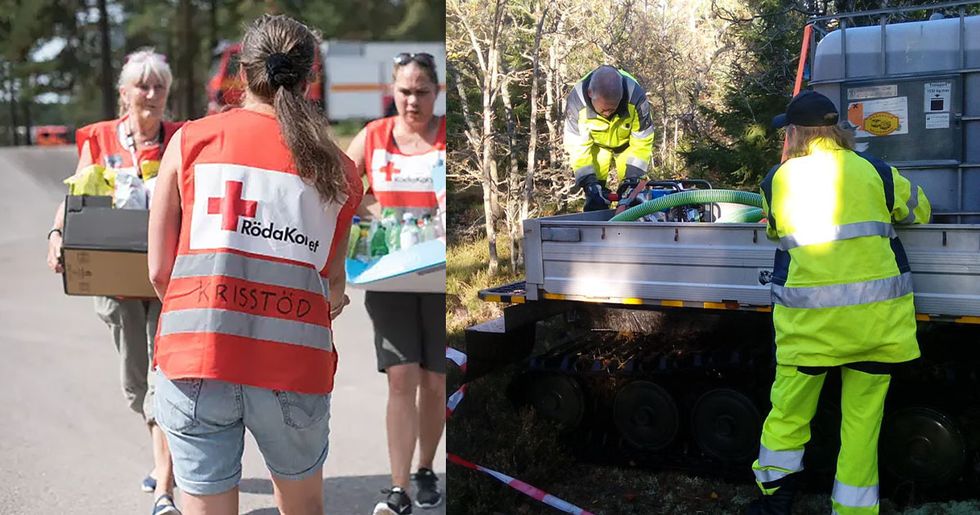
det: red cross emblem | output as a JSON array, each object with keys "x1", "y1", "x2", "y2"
[
  {"x1": 381, "y1": 160, "x2": 401, "y2": 182},
  {"x1": 207, "y1": 180, "x2": 257, "y2": 231}
]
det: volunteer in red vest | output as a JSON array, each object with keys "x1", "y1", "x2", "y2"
[
  {"x1": 45, "y1": 48, "x2": 183, "y2": 515},
  {"x1": 346, "y1": 52, "x2": 446, "y2": 515},
  {"x1": 147, "y1": 15, "x2": 360, "y2": 515}
]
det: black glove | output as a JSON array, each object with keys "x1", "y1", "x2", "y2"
[{"x1": 583, "y1": 180, "x2": 611, "y2": 212}]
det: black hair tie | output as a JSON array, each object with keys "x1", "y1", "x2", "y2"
[{"x1": 266, "y1": 52, "x2": 299, "y2": 88}]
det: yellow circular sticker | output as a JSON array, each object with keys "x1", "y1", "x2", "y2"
[{"x1": 864, "y1": 112, "x2": 900, "y2": 136}]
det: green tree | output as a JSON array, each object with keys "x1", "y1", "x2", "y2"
[{"x1": 681, "y1": 0, "x2": 808, "y2": 188}]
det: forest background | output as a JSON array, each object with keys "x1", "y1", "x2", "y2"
[{"x1": 0, "y1": 0, "x2": 445, "y2": 144}]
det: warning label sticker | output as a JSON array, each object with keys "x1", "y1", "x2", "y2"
[
  {"x1": 925, "y1": 112, "x2": 950, "y2": 129},
  {"x1": 847, "y1": 97, "x2": 909, "y2": 137},
  {"x1": 924, "y1": 82, "x2": 951, "y2": 113}
]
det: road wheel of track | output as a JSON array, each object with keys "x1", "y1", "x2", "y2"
[
  {"x1": 526, "y1": 373, "x2": 586, "y2": 431},
  {"x1": 613, "y1": 380, "x2": 678, "y2": 451},
  {"x1": 881, "y1": 406, "x2": 966, "y2": 485},
  {"x1": 691, "y1": 388, "x2": 761, "y2": 463}
]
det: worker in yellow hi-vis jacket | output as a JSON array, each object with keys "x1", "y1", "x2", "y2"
[
  {"x1": 748, "y1": 90, "x2": 931, "y2": 515},
  {"x1": 563, "y1": 65, "x2": 654, "y2": 211}
]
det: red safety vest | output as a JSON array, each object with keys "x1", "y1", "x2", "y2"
[
  {"x1": 154, "y1": 108, "x2": 361, "y2": 394},
  {"x1": 363, "y1": 116, "x2": 444, "y2": 208},
  {"x1": 76, "y1": 115, "x2": 183, "y2": 176}
]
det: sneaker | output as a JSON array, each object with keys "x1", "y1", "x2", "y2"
[
  {"x1": 151, "y1": 494, "x2": 180, "y2": 515},
  {"x1": 141, "y1": 474, "x2": 157, "y2": 493},
  {"x1": 412, "y1": 468, "x2": 443, "y2": 509},
  {"x1": 372, "y1": 486, "x2": 412, "y2": 515}
]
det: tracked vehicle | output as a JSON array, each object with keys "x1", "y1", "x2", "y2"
[{"x1": 464, "y1": 2, "x2": 980, "y2": 502}]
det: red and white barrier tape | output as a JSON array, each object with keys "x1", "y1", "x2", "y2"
[
  {"x1": 446, "y1": 347, "x2": 596, "y2": 515},
  {"x1": 448, "y1": 453, "x2": 596, "y2": 515},
  {"x1": 446, "y1": 346, "x2": 467, "y2": 373},
  {"x1": 447, "y1": 384, "x2": 466, "y2": 418}
]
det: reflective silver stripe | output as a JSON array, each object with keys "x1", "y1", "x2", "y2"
[
  {"x1": 772, "y1": 272, "x2": 913, "y2": 309},
  {"x1": 565, "y1": 85, "x2": 586, "y2": 136},
  {"x1": 832, "y1": 480, "x2": 878, "y2": 508},
  {"x1": 626, "y1": 76, "x2": 636, "y2": 99},
  {"x1": 171, "y1": 253, "x2": 327, "y2": 296},
  {"x1": 631, "y1": 126, "x2": 655, "y2": 139},
  {"x1": 159, "y1": 308, "x2": 332, "y2": 352},
  {"x1": 574, "y1": 165, "x2": 597, "y2": 184},
  {"x1": 777, "y1": 221, "x2": 896, "y2": 251},
  {"x1": 564, "y1": 125, "x2": 587, "y2": 142},
  {"x1": 574, "y1": 82, "x2": 587, "y2": 109},
  {"x1": 898, "y1": 181, "x2": 920, "y2": 225},
  {"x1": 759, "y1": 445, "x2": 804, "y2": 472},
  {"x1": 624, "y1": 156, "x2": 648, "y2": 171},
  {"x1": 753, "y1": 467, "x2": 791, "y2": 484}
]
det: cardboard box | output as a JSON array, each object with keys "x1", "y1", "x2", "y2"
[{"x1": 61, "y1": 195, "x2": 157, "y2": 298}]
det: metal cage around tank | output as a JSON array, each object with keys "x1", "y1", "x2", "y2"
[{"x1": 807, "y1": 1, "x2": 980, "y2": 223}]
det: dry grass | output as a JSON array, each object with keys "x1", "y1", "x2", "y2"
[{"x1": 446, "y1": 234, "x2": 522, "y2": 336}]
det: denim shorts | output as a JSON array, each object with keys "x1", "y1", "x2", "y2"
[{"x1": 154, "y1": 369, "x2": 331, "y2": 495}]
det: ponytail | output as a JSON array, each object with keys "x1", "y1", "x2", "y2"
[{"x1": 240, "y1": 14, "x2": 348, "y2": 203}]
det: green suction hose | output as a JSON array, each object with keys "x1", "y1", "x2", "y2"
[
  {"x1": 716, "y1": 207, "x2": 764, "y2": 223},
  {"x1": 609, "y1": 189, "x2": 764, "y2": 222}
]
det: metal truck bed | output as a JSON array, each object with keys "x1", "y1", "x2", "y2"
[{"x1": 520, "y1": 210, "x2": 980, "y2": 321}]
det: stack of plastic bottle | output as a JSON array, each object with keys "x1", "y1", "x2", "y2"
[{"x1": 348, "y1": 208, "x2": 444, "y2": 263}]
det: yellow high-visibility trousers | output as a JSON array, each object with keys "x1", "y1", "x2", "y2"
[
  {"x1": 589, "y1": 145, "x2": 627, "y2": 185},
  {"x1": 752, "y1": 364, "x2": 891, "y2": 514}
]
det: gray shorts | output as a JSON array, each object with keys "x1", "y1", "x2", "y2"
[
  {"x1": 93, "y1": 296, "x2": 161, "y2": 422},
  {"x1": 364, "y1": 292, "x2": 446, "y2": 373}
]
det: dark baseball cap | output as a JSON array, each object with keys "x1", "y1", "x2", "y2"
[{"x1": 772, "y1": 90, "x2": 840, "y2": 129}]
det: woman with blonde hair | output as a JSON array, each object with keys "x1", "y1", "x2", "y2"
[
  {"x1": 147, "y1": 14, "x2": 361, "y2": 515},
  {"x1": 46, "y1": 48, "x2": 183, "y2": 515},
  {"x1": 749, "y1": 90, "x2": 930, "y2": 515}
]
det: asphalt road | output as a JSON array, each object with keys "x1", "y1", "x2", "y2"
[{"x1": 0, "y1": 145, "x2": 445, "y2": 514}]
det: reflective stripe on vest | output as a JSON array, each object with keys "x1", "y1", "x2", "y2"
[
  {"x1": 832, "y1": 480, "x2": 878, "y2": 508},
  {"x1": 159, "y1": 308, "x2": 333, "y2": 352},
  {"x1": 631, "y1": 125, "x2": 655, "y2": 139},
  {"x1": 171, "y1": 253, "x2": 326, "y2": 296},
  {"x1": 777, "y1": 221, "x2": 896, "y2": 251},
  {"x1": 772, "y1": 272, "x2": 913, "y2": 309},
  {"x1": 898, "y1": 180, "x2": 920, "y2": 225}
]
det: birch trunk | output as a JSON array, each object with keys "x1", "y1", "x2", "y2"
[{"x1": 522, "y1": 0, "x2": 548, "y2": 227}]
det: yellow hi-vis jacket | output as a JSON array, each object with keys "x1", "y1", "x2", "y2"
[
  {"x1": 563, "y1": 68, "x2": 655, "y2": 187},
  {"x1": 760, "y1": 137, "x2": 931, "y2": 367}
]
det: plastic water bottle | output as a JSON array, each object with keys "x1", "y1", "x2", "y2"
[
  {"x1": 383, "y1": 210, "x2": 400, "y2": 252},
  {"x1": 355, "y1": 224, "x2": 371, "y2": 262},
  {"x1": 400, "y1": 213, "x2": 419, "y2": 249},
  {"x1": 436, "y1": 207, "x2": 446, "y2": 238},
  {"x1": 347, "y1": 215, "x2": 362, "y2": 259},
  {"x1": 369, "y1": 220, "x2": 388, "y2": 257},
  {"x1": 420, "y1": 214, "x2": 437, "y2": 242}
]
